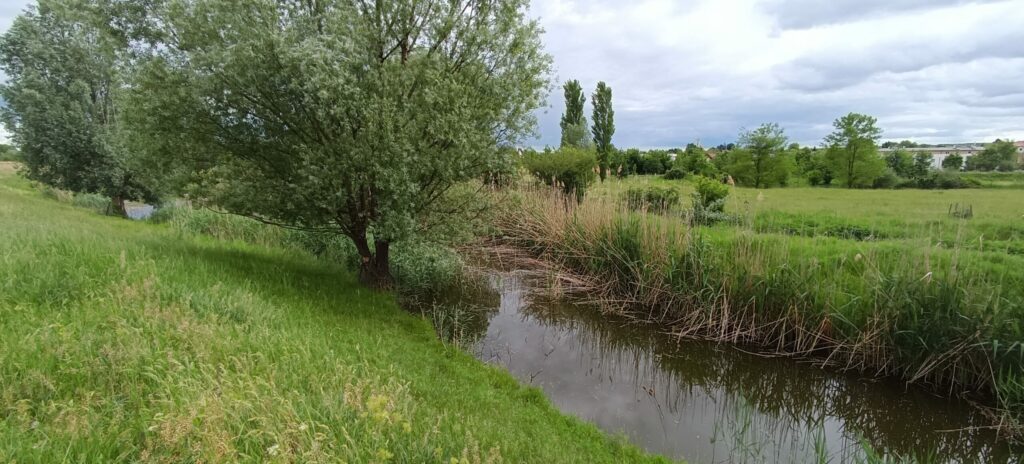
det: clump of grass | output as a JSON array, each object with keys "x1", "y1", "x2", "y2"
[{"x1": 623, "y1": 186, "x2": 681, "y2": 214}]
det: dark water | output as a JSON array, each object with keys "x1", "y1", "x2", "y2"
[{"x1": 456, "y1": 271, "x2": 1021, "y2": 463}]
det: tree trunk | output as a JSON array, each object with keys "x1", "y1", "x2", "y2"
[
  {"x1": 110, "y1": 195, "x2": 127, "y2": 218},
  {"x1": 350, "y1": 232, "x2": 394, "y2": 289}
]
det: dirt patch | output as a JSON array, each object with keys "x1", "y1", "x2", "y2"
[{"x1": 0, "y1": 162, "x2": 22, "y2": 175}]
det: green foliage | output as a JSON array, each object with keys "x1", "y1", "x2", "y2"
[
  {"x1": 942, "y1": 153, "x2": 965, "y2": 171},
  {"x1": 794, "y1": 147, "x2": 833, "y2": 186},
  {"x1": 623, "y1": 186, "x2": 680, "y2": 213},
  {"x1": 672, "y1": 143, "x2": 718, "y2": 178},
  {"x1": 523, "y1": 147, "x2": 597, "y2": 202},
  {"x1": 560, "y1": 79, "x2": 588, "y2": 148},
  {"x1": 662, "y1": 167, "x2": 686, "y2": 180},
  {"x1": 824, "y1": 113, "x2": 885, "y2": 188},
  {"x1": 691, "y1": 175, "x2": 730, "y2": 215},
  {"x1": 721, "y1": 123, "x2": 791, "y2": 188},
  {"x1": 912, "y1": 152, "x2": 933, "y2": 178},
  {"x1": 0, "y1": 143, "x2": 20, "y2": 161},
  {"x1": 591, "y1": 81, "x2": 615, "y2": 181},
  {"x1": 126, "y1": 0, "x2": 552, "y2": 286},
  {"x1": 884, "y1": 149, "x2": 915, "y2": 178},
  {"x1": 0, "y1": 0, "x2": 158, "y2": 215},
  {"x1": 967, "y1": 140, "x2": 1018, "y2": 172},
  {"x1": 638, "y1": 150, "x2": 673, "y2": 175}
]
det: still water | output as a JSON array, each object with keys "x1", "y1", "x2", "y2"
[{"x1": 459, "y1": 271, "x2": 1020, "y2": 463}]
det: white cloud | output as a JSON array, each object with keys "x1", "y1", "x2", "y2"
[
  {"x1": 530, "y1": 0, "x2": 1024, "y2": 148},
  {"x1": 2, "y1": 0, "x2": 1022, "y2": 148}
]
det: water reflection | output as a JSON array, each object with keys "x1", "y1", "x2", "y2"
[{"x1": 461, "y1": 272, "x2": 1020, "y2": 463}]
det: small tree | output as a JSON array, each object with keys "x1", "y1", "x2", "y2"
[
  {"x1": 523, "y1": 147, "x2": 596, "y2": 203},
  {"x1": 966, "y1": 140, "x2": 1017, "y2": 171},
  {"x1": 884, "y1": 148, "x2": 915, "y2": 178},
  {"x1": 560, "y1": 80, "x2": 589, "y2": 148},
  {"x1": 824, "y1": 113, "x2": 885, "y2": 188},
  {"x1": 912, "y1": 152, "x2": 934, "y2": 178},
  {"x1": 128, "y1": 0, "x2": 551, "y2": 287},
  {"x1": 942, "y1": 153, "x2": 964, "y2": 171},
  {"x1": 591, "y1": 81, "x2": 614, "y2": 181},
  {"x1": 730, "y1": 123, "x2": 790, "y2": 188}
]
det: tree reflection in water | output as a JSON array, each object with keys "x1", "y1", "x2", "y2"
[{"x1": 431, "y1": 271, "x2": 1021, "y2": 463}]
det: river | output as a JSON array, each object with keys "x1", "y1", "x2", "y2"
[{"x1": 451, "y1": 270, "x2": 1021, "y2": 463}]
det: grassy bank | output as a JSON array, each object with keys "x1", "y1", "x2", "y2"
[
  {"x1": 496, "y1": 177, "x2": 1024, "y2": 439},
  {"x1": 0, "y1": 171, "x2": 664, "y2": 462}
]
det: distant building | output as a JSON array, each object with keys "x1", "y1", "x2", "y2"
[
  {"x1": 1016, "y1": 141, "x2": 1024, "y2": 165},
  {"x1": 877, "y1": 145, "x2": 984, "y2": 169}
]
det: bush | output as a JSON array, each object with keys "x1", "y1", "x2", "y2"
[
  {"x1": 692, "y1": 176, "x2": 729, "y2": 212},
  {"x1": 0, "y1": 144, "x2": 20, "y2": 161},
  {"x1": 895, "y1": 171, "x2": 980, "y2": 190},
  {"x1": 623, "y1": 186, "x2": 681, "y2": 213},
  {"x1": 872, "y1": 171, "x2": 900, "y2": 189},
  {"x1": 662, "y1": 168, "x2": 686, "y2": 180},
  {"x1": 523, "y1": 147, "x2": 597, "y2": 203},
  {"x1": 691, "y1": 176, "x2": 730, "y2": 225}
]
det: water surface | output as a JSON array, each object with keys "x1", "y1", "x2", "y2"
[{"x1": 461, "y1": 271, "x2": 1020, "y2": 463}]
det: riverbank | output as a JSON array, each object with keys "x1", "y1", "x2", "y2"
[
  {"x1": 494, "y1": 179, "x2": 1024, "y2": 441},
  {"x1": 0, "y1": 172, "x2": 664, "y2": 462}
]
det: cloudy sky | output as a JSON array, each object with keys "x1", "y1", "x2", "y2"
[{"x1": 2, "y1": 0, "x2": 1023, "y2": 147}]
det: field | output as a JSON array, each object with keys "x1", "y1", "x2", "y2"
[
  {"x1": 497, "y1": 174, "x2": 1024, "y2": 437},
  {"x1": 0, "y1": 169, "x2": 663, "y2": 463}
]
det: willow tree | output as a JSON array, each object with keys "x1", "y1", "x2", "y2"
[
  {"x1": 127, "y1": 0, "x2": 550, "y2": 286},
  {"x1": 0, "y1": 0, "x2": 158, "y2": 216}
]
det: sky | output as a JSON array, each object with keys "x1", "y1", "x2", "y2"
[{"x1": 1, "y1": 0, "x2": 1023, "y2": 147}]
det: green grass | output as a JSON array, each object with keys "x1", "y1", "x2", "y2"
[{"x1": 0, "y1": 171, "x2": 666, "y2": 463}]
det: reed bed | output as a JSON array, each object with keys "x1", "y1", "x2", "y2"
[{"x1": 494, "y1": 185, "x2": 1024, "y2": 440}]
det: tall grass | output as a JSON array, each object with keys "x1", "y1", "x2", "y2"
[
  {"x1": 496, "y1": 185, "x2": 1024, "y2": 439},
  {"x1": 150, "y1": 203, "x2": 469, "y2": 302},
  {"x1": 0, "y1": 170, "x2": 663, "y2": 463}
]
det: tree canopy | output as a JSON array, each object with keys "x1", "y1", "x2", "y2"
[
  {"x1": 966, "y1": 140, "x2": 1017, "y2": 172},
  {"x1": 824, "y1": 113, "x2": 884, "y2": 188},
  {"x1": 727, "y1": 123, "x2": 790, "y2": 188},
  {"x1": 0, "y1": 0, "x2": 158, "y2": 215},
  {"x1": 126, "y1": 0, "x2": 551, "y2": 286}
]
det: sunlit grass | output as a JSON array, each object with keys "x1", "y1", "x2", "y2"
[{"x1": 0, "y1": 171, "x2": 665, "y2": 463}]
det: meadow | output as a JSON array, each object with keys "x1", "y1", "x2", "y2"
[
  {"x1": 0, "y1": 169, "x2": 664, "y2": 463},
  {"x1": 496, "y1": 174, "x2": 1024, "y2": 439}
]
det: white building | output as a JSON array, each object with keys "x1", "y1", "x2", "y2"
[{"x1": 878, "y1": 145, "x2": 984, "y2": 169}]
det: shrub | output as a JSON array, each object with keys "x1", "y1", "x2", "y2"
[
  {"x1": 691, "y1": 176, "x2": 730, "y2": 225},
  {"x1": 523, "y1": 147, "x2": 597, "y2": 203},
  {"x1": 692, "y1": 176, "x2": 729, "y2": 212},
  {"x1": 663, "y1": 168, "x2": 686, "y2": 180},
  {"x1": 624, "y1": 186, "x2": 681, "y2": 213},
  {"x1": 872, "y1": 171, "x2": 900, "y2": 189}
]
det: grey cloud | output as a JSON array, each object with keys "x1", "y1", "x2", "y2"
[
  {"x1": 774, "y1": 25, "x2": 1024, "y2": 92},
  {"x1": 760, "y1": 0, "x2": 1009, "y2": 30}
]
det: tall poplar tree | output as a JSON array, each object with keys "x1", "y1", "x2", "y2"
[
  {"x1": 559, "y1": 79, "x2": 587, "y2": 148},
  {"x1": 591, "y1": 81, "x2": 614, "y2": 181}
]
